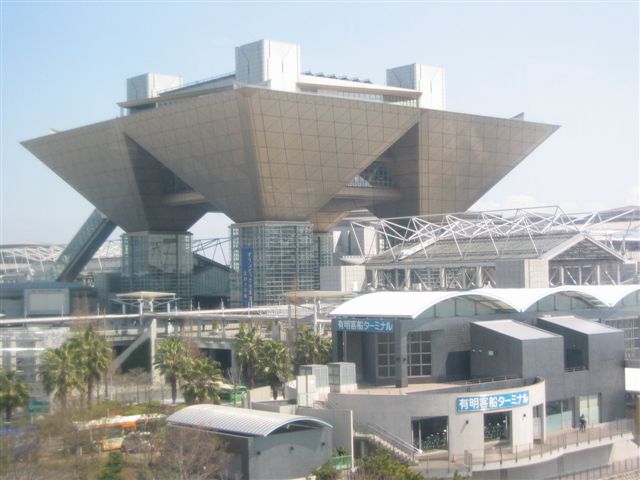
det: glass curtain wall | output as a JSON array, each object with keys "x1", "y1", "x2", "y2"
[
  {"x1": 121, "y1": 233, "x2": 193, "y2": 309},
  {"x1": 230, "y1": 223, "x2": 316, "y2": 306}
]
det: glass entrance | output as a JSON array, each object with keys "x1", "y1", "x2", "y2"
[
  {"x1": 411, "y1": 416, "x2": 448, "y2": 451},
  {"x1": 579, "y1": 394, "x2": 600, "y2": 426},
  {"x1": 484, "y1": 411, "x2": 510, "y2": 443}
]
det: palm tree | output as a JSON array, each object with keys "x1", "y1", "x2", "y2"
[
  {"x1": 0, "y1": 369, "x2": 30, "y2": 421},
  {"x1": 294, "y1": 327, "x2": 332, "y2": 367},
  {"x1": 258, "y1": 340, "x2": 291, "y2": 400},
  {"x1": 234, "y1": 325, "x2": 263, "y2": 388},
  {"x1": 154, "y1": 337, "x2": 190, "y2": 404},
  {"x1": 69, "y1": 325, "x2": 112, "y2": 406},
  {"x1": 181, "y1": 357, "x2": 223, "y2": 404},
  {"x1": 41, "y1": 343, "x2": 81, "y2": 410}
]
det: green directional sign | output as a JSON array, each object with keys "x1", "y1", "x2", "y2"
[{"x1": 27, "y1": 399, "x2": 50, "y2": 414}]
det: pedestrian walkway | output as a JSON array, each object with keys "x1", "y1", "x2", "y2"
[{"x1": 413, "y1": 419, "x2": 636, "y2": 477}]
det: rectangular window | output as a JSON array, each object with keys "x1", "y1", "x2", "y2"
[
  {"x1": 546, "y1": 398, "x2": 574, "y2": 432},
  {"x1": 377, "y1": 333, "x2": 395, "y2": 378},
  {"x1": 407, "y1": 331, "x2": 432, "y2": 377}
]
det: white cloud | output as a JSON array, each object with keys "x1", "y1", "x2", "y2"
[
  {"x1": 471, "y1": 194, "x2": 625, "y2": 214},
  {"x1": 625, "y1": 185, "x2": 640, "y2": 206},
  {"x1": 471, "y1": 194, "x2": 541, "y2": 212}
]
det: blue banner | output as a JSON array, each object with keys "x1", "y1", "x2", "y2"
[
  {"x1": 241, "y1": 247, "x2": 254, "y2": 307},
  {"x1": 456, "y1": 391, "x2": 529, "y2": 413},
  {"x1": 335, "y1": 318, "x2": 393, "y2": 333}
]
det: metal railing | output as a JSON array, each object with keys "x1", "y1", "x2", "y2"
[
  {"x1": 411, "y1": 419, "x2": 636, "y2": 476},
  {"x1": 155, "y1": 72, "x2": 235, "y2": 96},
  {"x1": 564, "y1": 366, "x2": 587, "y2": 373},
  {"x1": 455, "y1": 374, "x2": 520, "y2": 385},
  {"x1": 354, "y1": 421, "x2": 422, "y2": 464},
  {"x1": 464, "y1": 419, "x2": 635, "y2": 472}
]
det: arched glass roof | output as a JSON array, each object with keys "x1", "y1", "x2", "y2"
[{"x1": 331, "y1": 285, "x2": 640, "y2": 319}]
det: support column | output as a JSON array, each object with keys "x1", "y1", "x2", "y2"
[
  {"x1": 149, "y1": 317, "x2": 158, "y2": 384},
  {"x1": 395, "y1": 323, "x2": 408, "y2": 388}
]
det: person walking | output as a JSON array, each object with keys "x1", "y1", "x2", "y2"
[{"x1": 579, "y1": 414, "x2": 587, "y2": 431}]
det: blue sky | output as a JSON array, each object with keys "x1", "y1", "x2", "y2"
[{"x1": 1, "y1": 1, "x2": 638, "y2": 244}]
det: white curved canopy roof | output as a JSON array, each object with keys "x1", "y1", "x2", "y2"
[
  {"x1": 167, "y1": 404, "x2": 332, "y2": 437},
  {"x1": 331, "y1": 285, "x2": 640, "y2": 319},
  {"x1": 330, "y1": 290, "x2": 468, "y2": 318}
]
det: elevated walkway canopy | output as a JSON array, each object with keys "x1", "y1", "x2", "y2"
[{"x1": 331, "y1": 285, "x2": 640, "y2": 319}]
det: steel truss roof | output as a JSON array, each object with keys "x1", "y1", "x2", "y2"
[{"x1": 349, "y1": 206, "x2": 639, "y2": 265}]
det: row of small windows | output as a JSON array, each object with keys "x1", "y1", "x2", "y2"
[
  {"x1": 299, "y1": 87, "x2": 418, "y2": 107},
  {"x1": 604, "y1": 316, "x2": 640, "y2": 359}
]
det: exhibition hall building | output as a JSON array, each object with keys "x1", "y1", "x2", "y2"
[{"x1": 21, "y1": 39, "x2": 558, "y2": 307}]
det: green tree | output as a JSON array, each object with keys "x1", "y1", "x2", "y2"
[
  {"x1": 362, "y1": 449, "x2": 424, "y2": 480},
  {"x1": 97, "y1": 451, "x2": 124, "y2": 480},
  {"x1": 41, "y1": 343, "x2": 81, "y2": 410},
  {"x1": 0, "y1": 369, "x2": 30, "y2": 421},
  {"x1": 182, "y1": 357, "x2": 224, "y2": 404},
  {"x1": 234, "y1": 325, "x2": 263, "y2": 388},
  {"x1": 294, "y1": 327, "x2": 332, "y2": 367},
  {"x1": 154, "y1": 337, "x2": 191, "y2": 404},
  {"x1": 258, "y1": 340, "x2": 291, "y2": 400},
  {"x1": 69, "y1": 324, "x2": 112, "y2": 406},
  {"x1": 311, "y1": 461, "x2": 340, "y2": 480}
]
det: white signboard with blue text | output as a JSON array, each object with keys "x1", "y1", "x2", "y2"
[
  {"x1": 335, "y1": 319, "x2": 393, "y2": 333},
  {"x1": 457, "y1": 391, "x2": 529, "y2": 413}
]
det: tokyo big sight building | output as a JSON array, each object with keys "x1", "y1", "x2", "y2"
[{"x1": 22, "y1": 39, "x2": 558, "y2": 307}]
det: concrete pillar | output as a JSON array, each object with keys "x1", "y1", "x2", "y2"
[
  {"x1": 9, "y1": 337, "x2": 17, "y2": 370},
  {"x1": 395, "y1": 325, "x2": 408, "y2": 388},
  {"x1": 313, "y1": 297, "x2": 319, "y2": 332},
  {"x1": 636, "y1": 395, "x2": 640, "y2": 434},
  {"x1": 149, "y1": 318, "x2": 158, "y2": 384}
]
